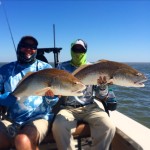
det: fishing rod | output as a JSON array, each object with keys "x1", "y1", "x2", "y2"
[{"x1": 1, "y1": 0, "x2": 16, "y2": 52}]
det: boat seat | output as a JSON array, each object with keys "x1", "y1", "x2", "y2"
[
  {"x1": 40, "y1": 98, "x2": 91, "y2": 149},
  {"x1": 0, "y1": 101, "x2": 92, "y2": 150},
  {"x1": 40, "y1": 121, "x2": 91, "y2": 150}
]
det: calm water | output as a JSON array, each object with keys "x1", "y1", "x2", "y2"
[
  {"x1": 111, "y1": 62, "x2": 150, "y2": 128},
  {"x1": 0, "y1": 62, "x2": 150, "y2": 128}
]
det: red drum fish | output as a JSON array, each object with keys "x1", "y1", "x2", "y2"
[
  {"x1": 72, "y1": 60, "x2": 147, "y2": 87},
  {"x1": 12, "y1": 68, "x2": 86, "y2": 98}
]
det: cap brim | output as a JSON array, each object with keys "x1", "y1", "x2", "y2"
[{"x1": 74, "y1": 40, "x2": 86, "y2": 49}]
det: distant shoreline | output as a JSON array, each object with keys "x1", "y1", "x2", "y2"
[{"x1": 1, "y1": 62, "x2": 150, "y2": 64}]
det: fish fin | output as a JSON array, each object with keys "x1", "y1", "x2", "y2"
[
  {"x1": 108, "y1": 79, "x2": 114, "y2": 84},
  {"x1": 72, "y1": 64, "x2": 91, "y2": 75},
  {"x1": 34, "y1": 87, "x2": 53, "y2": 96},
  {"x1": 96, "y1": 59, "x2": 109, "y2": 63},
  {"x1": 73, "y1": 59, "x2": 111, "y2": 75},
  {"x1": 72, "y1": 59, "x2": 109, "y2": 76}
]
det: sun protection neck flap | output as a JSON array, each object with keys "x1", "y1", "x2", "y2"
[
  {"x1": 17, "y1": 49, "x2": 37, "y2": 65},
  {"x1": 70, "y1": 50, "x2": 87, "y2": 67}
]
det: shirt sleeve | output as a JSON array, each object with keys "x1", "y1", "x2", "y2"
[
  {"x1": 95, "y1": 85, "x2": 109, "y2": 99},
  {"x1": 0, "y1": 92, "x2": 17, "y2": 107},
  {"x1": 0, "y1": 66, "x2": 5, "y2": 93}
]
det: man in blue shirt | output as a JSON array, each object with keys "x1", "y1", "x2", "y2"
[
  {"x1": 0, "y1": 36, "x2": 58, "y2": 150},
  {"x1": 52, "y1": 39, "x2": 116, "y2": 150}
]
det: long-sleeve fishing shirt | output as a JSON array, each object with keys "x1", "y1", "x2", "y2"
[{"x1": 0, "y1": 60, "x2": 59, "y2": 125}]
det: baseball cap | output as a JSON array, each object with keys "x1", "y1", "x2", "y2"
[
  {"x1": 18, "y1": 36, "x2": 38, "y2": 49},
  {"x1": 71, "y1": 39, "x2": 87, "y2": 53}
]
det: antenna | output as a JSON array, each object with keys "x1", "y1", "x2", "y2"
[
  {"x1": 53, "y1": 24, "x2": 56, "y2": 48},
  {"x1": 37, "y1": 24, "x2": 62, "y2": 67},
  {"x1": 53, "y1": 24, "x2": 61, "y2": 68},
  {"x1": 1, "y1": 0, "x2": 16, "y2": 52}
]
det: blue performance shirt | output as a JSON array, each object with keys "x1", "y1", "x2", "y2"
[
  {"x1": 0, "y1": 60, "x2": 59, "y2": 125},
  {"x1": 57, "y1": 60, "x2": 96, "y2": 105},
  {"x1": 57, "y1": 60, "x2": 78, "y2": 74}
]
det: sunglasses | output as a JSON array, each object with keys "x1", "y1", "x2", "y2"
[
  {"x1": 72, "y1": 46, "x2": 86, "y2": 53},
  {"x1": 20, "y1": 43, "x2": 37, "y2": 50}
]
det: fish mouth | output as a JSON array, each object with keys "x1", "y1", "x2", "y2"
[
  {"x1": 135, "y1": 82, "x2": 145, "y2": 87},
  {"x1": 75, "y1": 89, "x2": 84, "y2": 94},
  {"x1": 77, "y1": 91, "x2": 84, "y2": 95},
  {"x1": 77, "y1": 91, "x2": 83, "y2": 96},
  {"x1": 134, "y1": 79, "x2": 147, "y2": 87},
  {"x1": 70, "y1": 90, "x2": 83, "y2": 96},
  {"x1": 71, "y1": 89, "x2": 84, "y2": 96},
  {"x1": 77, "y1": 90, "x2": 83, "y2": 93}
]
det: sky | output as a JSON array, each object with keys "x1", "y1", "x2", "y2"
[{"x1": 0, "y1": 0, "x2": 150, "y2": 63}]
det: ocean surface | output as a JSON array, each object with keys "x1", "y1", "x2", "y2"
[
  {"x1": 0, "y1": 62, "x2": 150, "y2": 128},
  {"x1": 112, "y1": 62, "x2": 150, "y2": 129}
]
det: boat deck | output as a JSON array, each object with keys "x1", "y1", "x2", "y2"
[{"x1": 39, "y1": 100, "x2": 150, "y2": 150}]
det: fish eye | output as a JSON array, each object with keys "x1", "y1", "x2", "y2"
[
  {"x1": 136, "y1": 73, "x2": 142, "y2": 76},
  {"x1": 74, "y1": 81, "x2": 79, "y2": 84}
]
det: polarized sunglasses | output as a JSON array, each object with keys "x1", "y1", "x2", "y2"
[
  {"x1": 72, "y1": 46, "x2": 86, "y2": 53},
  {"x1": 20, "y1": 43, "x2": 37, "y2": 50}
]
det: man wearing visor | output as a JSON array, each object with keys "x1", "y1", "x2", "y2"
[
  {"x1": 0, "y1": 36, "x2": 58, "y2": 150},
  {"x1": 52, "y1": 39, "x2": 116, "y2": 150}
]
